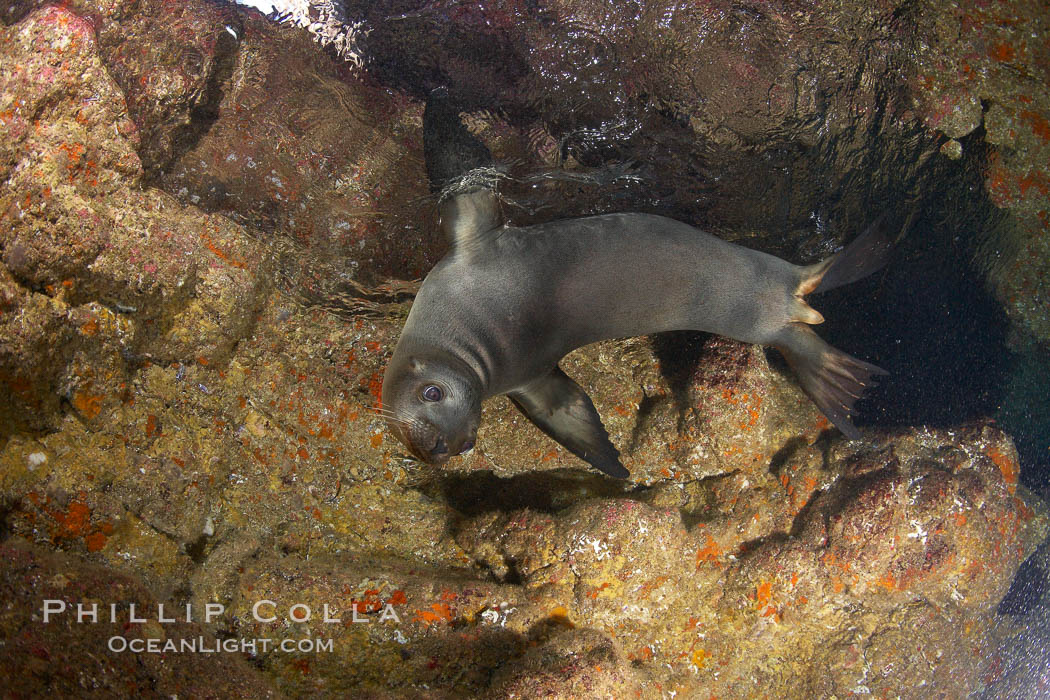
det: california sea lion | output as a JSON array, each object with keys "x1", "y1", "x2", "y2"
[{"x1": 381, "y1": 100, "x2": 891, "y2": 479}]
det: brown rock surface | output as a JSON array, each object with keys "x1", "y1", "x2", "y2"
[{"x1": 454, "y1": 425, "x2": 1047, "y2": 697}]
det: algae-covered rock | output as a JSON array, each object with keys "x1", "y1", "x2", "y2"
[
  {"x1": 484, "y1": 628, "x2": 645, "y2": 699},
  {"x1": 460, "y1": 334, "x2": 824, "y2": 485},
  {"x1": 454, "y1": 424, "x2": 1048, "y2": 698},
  {"x1": 0, "y1": 6, "x2": 271, "y2": 434},
  {"x1": 905, "y1": 0, "x2": 1050, "y2": 344}
]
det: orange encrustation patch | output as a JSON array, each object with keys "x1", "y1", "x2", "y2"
[
  {"x1": 755, "y1": 580, "x2": 773, "y2": 609},
  {"x1": 629, "y1": 645, "x2": 655, "y2": 662},
  {"x1": 52, "y1": 499, "x2": 92, "y2": 539},
  {"x1": 1013, "y1": 497, "x2": 1035, "y2": 522},
  {"x1": 84, "y1": 531, "x2": 107, "y2": 552},
  {"x1": 695, "y1": 534, "x2": 722, "y2": 566},
  {"x1": 413, "y1": 602, "x2": 453, "y2": 626},
  {"x1": 985, "y1": 447, "x2": 1018, "y2": 494},
  {"x1": 367, "y1": 373, "x2": 383, "y2": 401},
  {"x1": 548, "y1": 606, "x2": 573, "y2": 627},
  {"x1": 990, "y1": 42, "x2": 1015, "y2": 62},
  {"x1": 1021, "y1": 109, "x2": 1050, "y2": 144},
  {"x1": 201, "y1": 231, "x2": 248, "y2": 269},
  {"x1": 586, "y1": 582, "x2": 612, "y2": 599},
  {"x1": 72, "y1": 390, "x2": 103, "y2": 419}
]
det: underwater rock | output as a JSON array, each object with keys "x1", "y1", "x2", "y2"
[
  {"x1": 1, "y1": 0, "x2": 247, "y2": 179},
  {"x1": 906, "y1": 0, "x2": 1050, "y2": 345},
  {"x1": 0, "y1": 537, "x2": 279, "y2": 698},
  {"x1": 454, "y1": 425, "x2": 1048, "y2": 698},
  {"x1": 217, "y1": 551, "x2": 530, "y2": 696},
  {"x1": 0, "y1": 6, "x2": 271, "y2": 433},
  {"x1": 459, "y1": 333, "x2": 826, "y2": 493},
  {"x1": 152, "y1": 8, "x2": 443, "y2": 289},
  {"x1": 484, "y1": 627, "x2": 645, "y2": 699}
]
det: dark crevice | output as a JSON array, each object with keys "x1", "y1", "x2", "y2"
[
  {"x1": 0, "y1": 497, "x2": 14, "y2": 543},
  {"x1": 813, "y1": 135, "x2": 1014, "y2": 441},
  {"x1": 501, "y1": 558, "x2": 524, "y2": 585},
  {"x1": 185, "y1": 533, "x2": 210, "y2": 564}
]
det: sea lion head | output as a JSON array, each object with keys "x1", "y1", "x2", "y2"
[{"x1": 380, "y1": 351, "x2": 481, "y2": 465}]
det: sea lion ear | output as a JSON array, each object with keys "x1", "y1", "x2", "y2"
[
  {"x1": 423, "y1": 88, "x2": 502, "y2": 251},
  {"x1": 508, "y1": 366, "x2": 629, "y2": 479}
]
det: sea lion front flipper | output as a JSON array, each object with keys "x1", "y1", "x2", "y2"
[
  {"x1": 437, "y1": 188, "x2": 501, "y2": 252},
  {"x1": 422, "y1": 88, "x2": 502, "y2": 251},
  {"x1": 508, "y1": 367, "x2": 629, "y2": 479}
]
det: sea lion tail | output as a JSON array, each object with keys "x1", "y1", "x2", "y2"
[
  {"x1": 798, "y1": 214, "x2": 894, "y2": 295},
  {"x1": 774, "y1": 324, "x2": 887, "y2": 439}
]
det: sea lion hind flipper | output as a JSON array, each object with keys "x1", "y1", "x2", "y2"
[
  {"x1": 800, "y1": 214, "x2": 895, "y2": 295},
  {"x1": 508, "y1": 367, "x2": 629, "y2": 479},
  {"x1": 774, "y1": 324, "x2": 887, "y2": 440}
]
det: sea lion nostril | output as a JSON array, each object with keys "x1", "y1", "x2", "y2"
[{"x1": 430, "y1": 438, "x2": 449, "y2": 457}]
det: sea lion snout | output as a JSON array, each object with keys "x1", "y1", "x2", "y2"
[
  {"x1": 401, "y1": 420, "x2": 476, "y2": 465},
  {"x1": 430, "y1": 437, "x2": 449, "y2": 457}
]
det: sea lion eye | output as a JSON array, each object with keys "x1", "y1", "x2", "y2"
[{"x1": 421, "y1": 384, "x2": 444, "y2": 402}]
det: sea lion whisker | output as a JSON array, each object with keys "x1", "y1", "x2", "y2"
[
  {"x1": 372, "y1": 411, "x2": 415, "y2": 427},
  {"x1": 369, "y1": 407, "x2": 397, "y2": 417},
  {"x1": 377, "y1": 413, "x2": 414, "y2": 428}
]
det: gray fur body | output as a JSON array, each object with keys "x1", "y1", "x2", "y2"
[
  {"x1": 384, "y1": 204, "x2": 888, "y2": 477},
  {"x1": 398, "y1": 212, "x2": 802, "y2": 397}
]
